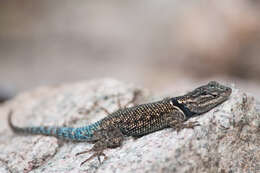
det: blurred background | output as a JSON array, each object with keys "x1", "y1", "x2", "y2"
[{"x1": 0, "y1": 0, "x2": 260, "y2": 102}]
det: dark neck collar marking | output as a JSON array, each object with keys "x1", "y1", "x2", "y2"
[{"x1": 170, "y1": 98, "x2": 196, "y2": 119}]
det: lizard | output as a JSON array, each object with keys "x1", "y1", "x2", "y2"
[{"x1": 8, "y1": 81, "x2": 232, "y2": 166}]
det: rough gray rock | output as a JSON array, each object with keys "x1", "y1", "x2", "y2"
[{"x1": 0, "y1": 79, "x2": 259, "y2": 173}]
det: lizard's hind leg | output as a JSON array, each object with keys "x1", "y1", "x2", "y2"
[
  {"x1": 117, "y1": 89, "x2": 141, "y2": 109},
  {"x1": 124, "y1": 89, "x2": 141, "y2": 108},
  {"x1": 76, "y1": 126, "x2": 124, "y2": 166}
]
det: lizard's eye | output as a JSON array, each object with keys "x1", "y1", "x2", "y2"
[
  {"x1": 209, "y1": 84, "x2": 215, "y2": 88},
  {"x1": 208, "y1": 81, "x2": 218, "y2": 88}
]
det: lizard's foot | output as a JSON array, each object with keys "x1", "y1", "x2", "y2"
[
  {"x1": 170, "y1": 121, "x2": 200, "y2": 132},
  {"x1": 117, "y1": 89, "x2": 141, "y2": 109},
  {"x1": 78, "y1": 100, "x2": 111, "y2": 115},
  {"x1": 165, "y1": 112, "x2": 200, "y2": 133},
  {"x1": 76, "y1": 146, "x2": 107, "y2": 165},
  {"x1": 124, "y1": 89, "x2": 141, "y2": 108},
  {"x1": 184, "y1": 121, "x2": 200, "y2": 129},
  {"x1": 76, "y1": 126, "x2": 124, "y2": 166}
]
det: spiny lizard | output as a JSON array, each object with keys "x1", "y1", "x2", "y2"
[{"x1": 8, "y1": 81, "x2": 232, "y2": 165}]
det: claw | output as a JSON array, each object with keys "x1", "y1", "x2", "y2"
[
  {"x1": 80, "y1": 153, "x2": 96, "y2": 166},
  {"x1": 186, "y1": 121, "x2": 200, "y2": 129},
  {"x1": 76, "y1": 147, "x2": 107, "y2": 166},
  {"x1": 79, "y1": 151, "x2": 107, "y2": 166},
  {"x1": 97, "y1": 153, "x2": 107, "y2": 164},
  {"x1": 171, "y1": 121, "x2": 200, "y2": 133},
  {"x1": 75, "y1": 148, "x2": 92, "y2": 156}
]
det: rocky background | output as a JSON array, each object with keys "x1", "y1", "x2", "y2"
[
  {"x1": 0, "y1": 0, "x2": 260, "y2": 100},
  {"x1": 0, "y1": 79, "x2": 259, "y2": 173},
  {"x1": 0, "y1": 1, "x2": 260, "y2": 172}
]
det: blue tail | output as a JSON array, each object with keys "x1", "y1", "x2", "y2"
[{"x1": 8, "y1": 110, "x2": 101, "y2": 141}]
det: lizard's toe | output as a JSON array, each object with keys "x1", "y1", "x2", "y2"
[{"x1": 79, "y1": 150, "x2": 106, "y2": 166}]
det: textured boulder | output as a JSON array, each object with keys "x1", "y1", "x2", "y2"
[{"x1": 0, "y1": 79, "x2": 259, "y2": 173}]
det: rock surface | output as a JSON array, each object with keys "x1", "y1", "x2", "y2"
[{"x1": 0, "y1": 79, "x2": 259, "y2": 173}]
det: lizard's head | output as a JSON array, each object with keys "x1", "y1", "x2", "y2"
[{"x1": 174, "y1": 81, "x2": 232, "y2": 115}]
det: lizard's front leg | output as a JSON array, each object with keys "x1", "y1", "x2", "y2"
[
  {"x1": 165, "y1": 112, "x2": 200, "y2": 132},
  {"x1": 76, "y1": 126, "x2": 124, "y2": 166}
]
